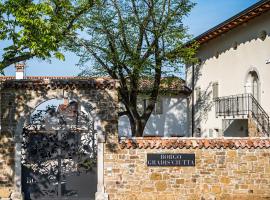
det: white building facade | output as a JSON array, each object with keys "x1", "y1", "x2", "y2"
[
  {"x1": 118, "y1": 78, "x2": 192, "y2": 137},
  {"x1": 119, "y1": 95, "x2": 190, "y2": 137},
  {"x1": 186, "y1": 0, "x2": 270, "y2": 137}
]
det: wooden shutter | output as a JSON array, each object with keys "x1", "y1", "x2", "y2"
[{"x1": 212, "y1": 82, "x2": 219, "y2": 99}]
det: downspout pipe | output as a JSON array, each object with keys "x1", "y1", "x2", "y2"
[{"x1": 191, "y1": 63, "x2": 195, "y2": 137}]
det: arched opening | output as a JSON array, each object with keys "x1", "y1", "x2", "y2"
[
  {"x1": 21, "y1": 98, "x2": 98, "y2": 200},
  {"x1": 245, "y1": 70, "x2": 260, "y2": 102},
  {"x1": 1, "y1": 78, "x2": 115, "y2": 200}
]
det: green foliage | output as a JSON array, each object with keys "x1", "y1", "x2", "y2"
[
  {"x1": 72, "y1": 0, "x2": 197, "y2": 78},
  {"x1": 69, "y1": 0, "x2": 198, "y2": 136},
  {"x1": 0, "y1": 0, "x2": 94, "y2": 72}
]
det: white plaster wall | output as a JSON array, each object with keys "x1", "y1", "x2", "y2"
[
  {"x1": 186, "y1": 10, "x2": 270, "y2": 137},
  {"x1": 118, "y1": 96, "x2": 190, "y2": 137}
]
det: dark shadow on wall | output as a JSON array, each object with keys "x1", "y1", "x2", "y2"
[
  {"x1": 197, "y1": 14, "x2": 270, "y2": 62},
  {"x1": 223, "y1": 119, "x2": 248, "y2": 137},
  {"x1": 186, "y1": 60, "x2": 213, "y2": 137},
  {"x1": 189, "y1": 14, "x2": 270, "y2": 137},
  {"x1": 144, "y1": 113, "x2": 165, "y2": 137},
  {"x1": 194, "y1": 83, "x2": 213, "y2": 137},
  {"x1": 119, "y1": 97, "x2": 189, "y2": 137},
  {"x1": 144, "y1": 97, "x2": 188, "y2": 137}
]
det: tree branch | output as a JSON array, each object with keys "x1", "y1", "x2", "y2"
[
  {"x1": 62, "y1": 0, "x2": 94, "y2": 37},
  {"x1": 0, "y1": 53, "x2": 35, "y2": 71},
  {"x1": 118, "y1": 111, "x2": 129, "y2": 117},
  {"x1": 111, "y1": 0, "x2": 132, "y2": 55},
  {"x1": 73, "y1": 37, "x2": 118, "y2": 79}
]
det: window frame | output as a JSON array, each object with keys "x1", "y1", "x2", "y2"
[{"x1": 212, "y1": 82, "x2": 219, "y2": 100}]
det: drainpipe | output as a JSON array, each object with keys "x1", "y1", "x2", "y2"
[
  {"x1": 191, "y1": 63, "x2": 195, "y2": 137},
  {"x1": 15, "y1": 63, "x2": 25, "y2": 79}
]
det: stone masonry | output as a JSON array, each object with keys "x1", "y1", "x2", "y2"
[
  {"x1": 1, "y1": 77, "x2": 270, "y2": 200},
  {"x1": 0, "y1": 77, "x2": 119, "y2": 199},
  {"x1": 0, "y1": 135, "x2": 14, "y2": 199},
  {"x1": 104, "y1": 138, "x2": 270, "y2": 200}
]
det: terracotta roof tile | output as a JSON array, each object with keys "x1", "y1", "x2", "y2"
[
  {"x1": 0, "y1": 76, "x2": 190, "y2": 93},
  {"x1": 194, "y1": 0, "x2": 270, "y2": 45},
  {"x1": 0, "y1": 76, "x2": 113, "y2": 80},
  {"x1": 264, "y1": 140, "x2": 270, "y2": 148},
  {"x1": 139, "y1": 77, "x2": 185, "y2": 90},
  {"x1": 119, "y1": 138, "x2": 270, "y2": 149},
  {"x1": 0, "y1": 76, "x2": 118, "y2": 90}
]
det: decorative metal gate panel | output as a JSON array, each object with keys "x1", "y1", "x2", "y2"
[{"x1": 21, "y1": 102, "x2": 97, "y2": 200}]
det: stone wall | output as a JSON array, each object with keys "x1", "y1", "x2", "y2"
[
  {"x1": 0, "y1": 136, "x2": 14, "y2": 199},
  {"x1": 248, "y1": 117, "x2": 259, "y2": 137},
  {"x1": 0, "y1": 88, "x2": 16, "y2": 199},
  {"x1": 104, "y1": 138, "x2": 270, "y2": 200},
  {"x1": 0, "y1": 78, "x2": 119, "y2": 199}
]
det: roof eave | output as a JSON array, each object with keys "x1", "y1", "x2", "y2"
[{"x1": 194, "y1": 0, "x2": 270, "y2": 45}]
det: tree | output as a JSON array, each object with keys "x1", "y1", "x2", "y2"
[
  {"x1": 69, "y1": 0, "x2": 198, "y2": 137},
  {"x1": 0, "y1": 0, "x2": 94, "y2": 72}
]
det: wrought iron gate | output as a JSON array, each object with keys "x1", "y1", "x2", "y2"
[{"x1": 21, "y1": 102, "x2": 97, "y2": 200}]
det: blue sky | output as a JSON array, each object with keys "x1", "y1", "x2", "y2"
[{"x1": 2, "y1": 0, "x2": 259, "y2": 76}]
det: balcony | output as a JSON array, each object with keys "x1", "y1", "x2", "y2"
[{"x1": 215, "y1": 93, "x2": 269, "y2": 136}]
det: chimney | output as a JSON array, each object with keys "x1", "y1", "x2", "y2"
[{"x1": 15, "y1": 63, "x2": 25, "y2": 79}]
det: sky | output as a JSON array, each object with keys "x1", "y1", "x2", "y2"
[{"x1": 1, "y1": 0, "x2": 259, "y2": 77}]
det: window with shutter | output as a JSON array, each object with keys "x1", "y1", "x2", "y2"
[
  {"x1": 137, "y1": 98, "x2": 145, "y2": 115},
  {"x1": 195, "y1": 87, "x2": 201, "y2": 102},
  {"x1": 154, "y1": 98, "x2": 163, "y2": 115},
  {"x1": 212, "y1": 82, "x2": 219, "y2": 99},
  {"x1": 138, "y1": 97, "x2": 163, "y2": 115}
]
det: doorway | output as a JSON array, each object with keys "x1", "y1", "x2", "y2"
[{"x1": 21, "y1": 99, "x2": 97, "y2": 200}]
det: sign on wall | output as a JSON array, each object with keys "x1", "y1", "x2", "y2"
[{"x1": 147, "y1": 154, "x2": 195, "y2": 167}]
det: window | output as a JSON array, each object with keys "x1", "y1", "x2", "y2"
[
  {"x1": 245, "y1": 71, "x2": 260, "y2": 102},
  {"x1": 195, "y1": 87, "x2": 201, "y2": 102},
  {"x1": 153, "y1": 98, "x2": 163, "y2": 115},
  {"x1": 137, "y1": 98, "x2": 163, "y2": 115},
  {"x1": 137, "y1": 98, "x2": 145, "y2": 115},
  {"x1": 212, "y1": 82, "x2": 219, "y2": 100},
  {"x1": 252, "y1": 74, "x2": 259, "y2": 101}
]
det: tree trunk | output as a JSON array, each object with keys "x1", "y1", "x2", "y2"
[
  {"x1": 127, "y1": 113, "x2": 136, "y2": 137},
  {"x1": 134, "y1": 119, "x2": 146, "y2": 137},
  {"x1": 127, "y1": 113, "x2": 146, "y2": 137},
  {"x1": 125, "y1": 99, "x2": 154, "y2": 137}
]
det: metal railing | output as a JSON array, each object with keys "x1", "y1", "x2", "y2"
[{"x1": 215, "y1": 93, "x2": 270, "y2": 135}]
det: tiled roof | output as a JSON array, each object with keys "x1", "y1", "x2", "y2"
[
  {"x1": 0, "y1": 77, "x2": 118, "y2": 90},
  {"x1": 120, "y1": 137, "x2": 270, "y2": 149},
  {"x1": 0, "y1": 76, "x2": 112, "y2": 80},
  {"x1": 138, "y1": 77, "x2": 191, "y2": 95},
  {"x1": 0, "y1": 76, "x2": 191, "y2": 93},
  {"x1": 194, "y1": 0, "x2": 270, "y2": 45}
]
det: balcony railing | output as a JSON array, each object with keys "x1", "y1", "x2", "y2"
[{"x1": 215, "y1": 93, "x2": 269, "y2": 135}]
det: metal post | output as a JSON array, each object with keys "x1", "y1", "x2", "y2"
[{"x1": 191, "y1": 63, "x2": 195, "y2": 137}]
